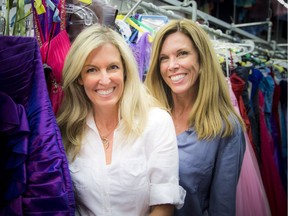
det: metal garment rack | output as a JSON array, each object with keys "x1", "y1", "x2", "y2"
[
  {"x1": 118, "y1": 0, "x2": 286, "y2": 57},
  {"x1": 154, "y1": 0, "x2": 286, "y2": 56},
  {"x1": 139, "y1": 1, "x2": 237, "y2": 42}
]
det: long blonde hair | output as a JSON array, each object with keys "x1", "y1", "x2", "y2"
[
  {"x1": 145, "y1": 19, "x2": 245, "y2": 139},
  {"x1": 57, "y1": 24, "x2": 160, "y2": 160}
]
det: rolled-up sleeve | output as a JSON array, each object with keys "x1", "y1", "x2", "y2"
[{"x1": 146, "y1": 108, "x2": 186, "y2": 208}]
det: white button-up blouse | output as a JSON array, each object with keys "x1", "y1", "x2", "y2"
[{"x1": 69, "y1": 107, "x2": 186, "y2": 216}]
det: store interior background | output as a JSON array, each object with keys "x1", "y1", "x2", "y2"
[
  {"x1": 188, "y1": 0, "x2": 287, "y2": 44},
  {"x1": 109, "y1": 0, "x2": 288, "y2": 57}
]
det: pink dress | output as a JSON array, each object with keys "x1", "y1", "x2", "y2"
[
  {"x1": 40, "y1": 30, "x2": 71, "y2": 114},
  {"x1": 227, "y1": 78, "x2": 271, "y2": 216}
]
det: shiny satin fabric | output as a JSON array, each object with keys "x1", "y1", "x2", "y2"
[
  {"x1": 40, "y1": 30, "x2": 71, "y2": 115},
  {"x1": 0, "y1": 36, "x2": 75, "y2": 215}
]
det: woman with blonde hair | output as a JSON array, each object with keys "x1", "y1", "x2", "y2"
[
  {"x1": 145, "y1": 19, "x2": 245, "y2": 216},
  {"x1": 57, "y1": 24, "x2": 185, "y2": 216}
]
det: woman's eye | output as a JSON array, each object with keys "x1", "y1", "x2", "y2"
[
  {"x1": 177, "y1": 51, "x2": 188, "y2": 57},
  {"x1": 86, "y1": 68, "x2": 96, "y2": 73},
  {"x1": 110, "y1": 65, "x2": 119, "y2": 70},
  {"x1": 159, "y1": 56, "x2": 168, "y2": 62}
]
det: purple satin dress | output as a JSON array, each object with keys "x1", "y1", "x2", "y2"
[{"x1": 0, "y1": 36, "x2": 75, "y2": 215}]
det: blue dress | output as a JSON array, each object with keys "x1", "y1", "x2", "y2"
[{"x1": 174, "y1": 116, "x2": 245, "y2": 216}]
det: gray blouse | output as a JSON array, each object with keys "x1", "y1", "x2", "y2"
[{"x1": 174, "y1": 117, "x2": 245, "y2": 216}]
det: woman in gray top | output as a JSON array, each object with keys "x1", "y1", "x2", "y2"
[{"x1": 145, "y1": 19, "x2": 246, "y2": 216}]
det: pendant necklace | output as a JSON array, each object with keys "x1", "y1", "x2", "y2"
[
  {"x1": 96, "y1": 122, "x2": 118, "y2": 150},
  {"x1": 100, "y1": 136, "x2": 110, "y2": 150}
]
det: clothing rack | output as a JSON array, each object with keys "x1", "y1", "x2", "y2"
[
  {"x1": 157, "y1": 0, "x2": 269, "y2": 42},
  {"x1": 154, "y1": 0, "x2": 286, "y2": 57},
  {"x1": 126, "y1": 0, "x2": 280, "y2": 56},
  {"x1": 120, "y1": 0, "x2": 287, "y2": 59},
  {"x1": 139, "y1": 1, "x2": 237, "y2": 42}
]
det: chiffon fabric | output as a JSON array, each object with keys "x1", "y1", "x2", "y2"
[
  {"x1": 0, "y1": 36, "x2": 75, "y2": 215},
  {"x1": 227, "y1": 77, "x2": 271, "y2": 216}
]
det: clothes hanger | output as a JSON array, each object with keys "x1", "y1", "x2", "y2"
[
  {"x1": 45, "y1": 0, "x2": 61, "y2": 22},
  {"x1": 66, "y1": 3, "x2": 97, "y2": 26},
  {"x1": 212, "y1": 39, "x2": 255, "y2": 58},
  {"x1": 116, "y1": 14, "x2": 153, "y2": 42},
  {"x1": 34, "y1": 0, "x2": 46, "y2": 15},
  {"x1": 138, "y1": 14, "x2": 168, "y2": 32},
  {"x1": 129, "y1": 16, "x2": 154, "y2": 34}
]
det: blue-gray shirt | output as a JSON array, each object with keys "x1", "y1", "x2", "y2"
[{"x1": 174, "y1": 118, "x2": 245, "y2": 216}]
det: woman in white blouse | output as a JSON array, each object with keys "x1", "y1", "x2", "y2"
[{"x1": 57, "y1": 24, "x2": 185, "y2": 216}]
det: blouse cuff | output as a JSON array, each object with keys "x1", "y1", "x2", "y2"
[{"x1": 150, "y1": 183, "x2": 186, "y2": 209}]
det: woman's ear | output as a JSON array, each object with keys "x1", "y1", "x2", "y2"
[{"x1": 78, "y1": 77, "x2": 83, "y2": 85}]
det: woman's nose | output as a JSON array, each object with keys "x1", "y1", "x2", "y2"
[
  {"x1": 168, "y1": 58, "x2": 180, "y2": 71},
  {"x1": 99, "y1": 71, "x2": 111, "y2": 85}
]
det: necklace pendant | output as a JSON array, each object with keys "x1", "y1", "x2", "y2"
[{"x1": 101, "y1": 137, "x2": 109, "y2": 150}]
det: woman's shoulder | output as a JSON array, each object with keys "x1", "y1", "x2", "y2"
[
  {"x1": 228, "y1": 113, "x2": 243, "y2": 130},
  {"x1": 146, "y1": 107, "x2": 173, "y2": 127},
  {"x1": 148, "y1": 107, "x2": 171, "y2": 119}
]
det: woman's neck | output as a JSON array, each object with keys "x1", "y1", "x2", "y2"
[
  {"x1": 172, "y1": 105, "x2": 191, "y2": 134},
  {"x1": 171, "y1": 94, "x2": 194, "y2": 135},
  {"x1": 93, "y1": 106, "x2": 119, "y2": 129}
]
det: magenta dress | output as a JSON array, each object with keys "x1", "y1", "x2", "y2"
[
  {"x1": 39, "y1": 30, "x2": 71, "y2": 114},
  {"x1": 226, "y1": 78, "x2": 271, "y2": 216}
]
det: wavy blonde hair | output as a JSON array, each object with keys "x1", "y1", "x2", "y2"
[
  {"x1": 145, "y1": 19, "x2": 245, "y2": 139},
  {"x1": 57, "y1": 24, "x2": 160, "y2": 160}
]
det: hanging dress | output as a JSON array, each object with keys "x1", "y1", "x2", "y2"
[
  {"x1": 227, "y1": 77, "x2": 271, "y2": 216},
  {"x1": 0, "y1": 36, "x2": 75, "y2": 215},
  {"x1": 32, "y1": 0, "x2": 70, "y2": 114},
  {"x1": 129, "y1": 31, "x2": 152, "y2": 81},
  {"x1": 249, "y1": 68, "x2": 287, "y2": 216}
]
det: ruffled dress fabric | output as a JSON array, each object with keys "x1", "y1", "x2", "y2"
[
  {"x1": 0, "y1": 36, "x2": 75, "y2": 215},
  {"x1": 227, "y1": 77, "x2": 271, "y2": 216}
]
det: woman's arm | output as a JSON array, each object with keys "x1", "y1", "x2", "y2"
[
  {"x1": 149, "y1": 204, "x2": 174, "y2": 216},
  {"x1": 145, "y1": 108, "x2": 185, "y2": 211}
]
